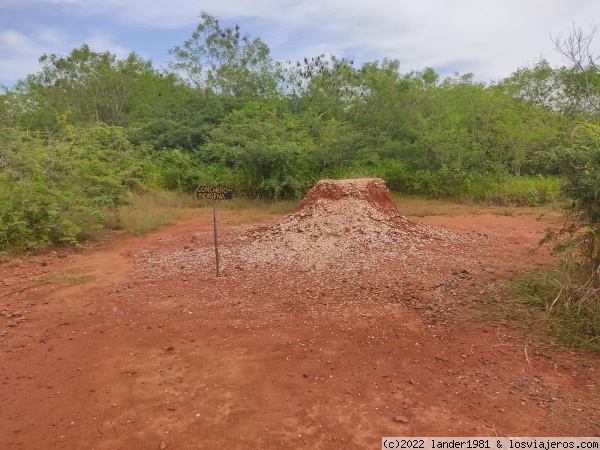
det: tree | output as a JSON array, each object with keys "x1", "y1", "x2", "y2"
[
  {"x1": 552, "y1": 24, "x2": 600, "y2": 115},
  {"x1": 0, "y1": 89, "x2": 18, "y2": 129},
  {"x1": 500, "y1": 59, "x2": 567, "y2": 112},
  {"x1": 168, "y1": 11, "x2": 281, "y2": 98},
  {"x1": 550, "y1": 25, "x2": 600, "y2": 264},
  {"x1": 14, "y1": 45, "x2": 159, "y2": 129},
  {"x1": 283, "y1": 54, "x2": 363, "y2": 119},
  {"x1": 202, "y1": 101, "x2": 314, "y2": 198}
]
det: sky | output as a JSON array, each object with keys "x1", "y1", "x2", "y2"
[{"x1": 0, "y1": 0, "x2": 598, "y2": 88}]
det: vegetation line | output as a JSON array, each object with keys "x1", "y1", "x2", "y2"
[{"x1": 1, "y1": 12, "x2": 599, "y2": 348}]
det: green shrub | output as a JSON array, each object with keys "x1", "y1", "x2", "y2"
[{"x1": 484, "y1": 175, "x2": 563, "y2": 206}]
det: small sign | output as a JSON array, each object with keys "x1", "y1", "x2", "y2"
[{"x1": 196, "y1": 185, "x2": 233, "y2": 200}]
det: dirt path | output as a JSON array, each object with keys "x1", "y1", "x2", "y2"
[{"x1": 1, "y1": 204, "x2": 599, "y2": 449}]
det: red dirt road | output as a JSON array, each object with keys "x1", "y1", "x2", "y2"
[{"x1": 1, "y1": 204, "x2": 599, "y2": 449}]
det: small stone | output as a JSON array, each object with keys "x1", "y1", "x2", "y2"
[
  {"x1": 160, "y1": 442, "x2": 167, "y2": 449},
  {"x1": 394, "y1": 416, "x2": 409, "y2": 423}
]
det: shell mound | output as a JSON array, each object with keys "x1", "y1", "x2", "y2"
[
  {"x1": 132, "y1": 178, "x2": 492, "y2": 300},
  {"x1": 236, "y1": 178, "x2": 477, "y2": 272},
  {"x1": 297, "y1": 178, "x2": 399, "y2": 216}
]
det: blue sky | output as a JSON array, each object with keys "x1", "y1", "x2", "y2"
[{"x1": 1, "y1": 0, "x2": 598, "y2": 88}]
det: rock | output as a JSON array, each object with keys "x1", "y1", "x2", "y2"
[
  {"x1": 159, "y1": 442, "x2": 167, "y2": 449},
  {"x1": 395, "y1": 415, "x2": 409, "y2": 423}
]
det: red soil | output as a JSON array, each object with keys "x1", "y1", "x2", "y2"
[{"x1": 1, "y1": 179, "x2": 598, "y2": 449}]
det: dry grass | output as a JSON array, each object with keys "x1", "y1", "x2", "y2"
[
  {"x1": 215, "y1": 198, "x2": 298, "y2": 225},
  {"x1": 106, "y1": 192, "x2": 300, "y2": 235},
  {"x1": 37, "y1": 271, "x2": 91, "y2": 284},
  {"x1": 107, "y1": 191, "x2": 563, "y2": 238},
  {"x1": 106, "y1": 191, "x2": 202, "y2": 234},
  {"x1": 392, "y1": 194, "x2": 564, "y2": 220}
]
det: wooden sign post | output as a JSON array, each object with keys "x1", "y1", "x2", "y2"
[{"x1": 196, "y1": 182, "x2": 234, "y2": 277}]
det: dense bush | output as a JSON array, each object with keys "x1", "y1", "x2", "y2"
[{"x1": 2, "y1": 13, "x2": 599, "y2": 254}]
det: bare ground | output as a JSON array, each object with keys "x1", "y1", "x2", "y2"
[{"x1": 1, "y1": 191, "x2": 599, "y2": 449}]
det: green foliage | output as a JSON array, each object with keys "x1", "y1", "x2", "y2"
[
  {"x1": 482, "y1": 175, "x2": 563, "y2": 206},
  {"x1": 545, "y1": 124, "x2": 600, "y2": 270},
  {"x1": 284, "y1": 54, "x2": 364, "y2": 120},
  {"x1": 5, "y1": 14, "x2": 600, "y2": 259},
  {"x1": 0, "y1": 125, "x2": 158, "y2": 252},
  {"x1": 169, "y1": 11, "x2": 281, "y2": 98},
  {"x1": 502, "y1": 26, "x2": 600, "y2": 348},
  {"x1": 127, "y1": 89, "x2": 226, "y2": 151},
  {"x1": 13, "y1": 45, "x2": 161, "y2": 130},
  {"x1": 203, "y1": 101, "x2": 315, "y2": 198},
  {"x1": 530, "y1": 122, "x2": 600, "y2": 349}
]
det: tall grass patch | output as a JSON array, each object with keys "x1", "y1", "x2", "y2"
[
  {"x1": 482, "y1": 175, "x2": 563, "y2": 206},
  {"x1": 106, "y1": 191, "x2": 200, "y2": 234},
  {"x1": 499, "y1": 267, "x2": 600, "y2": 350}
]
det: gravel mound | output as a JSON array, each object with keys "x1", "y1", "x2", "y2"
[
  {"x1": 131, "y1": 178, "x2": 501, "y2": 321},
  {"x1": 234, "y1": 178, "x2": 482, "y2": 272},
  {"x1": 133, "y1": 178, "x2": 491, "y2": 279}
]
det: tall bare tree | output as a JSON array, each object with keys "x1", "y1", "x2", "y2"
[{"x1": 552, "y1": 24, "x2": 600, "y2": 114}]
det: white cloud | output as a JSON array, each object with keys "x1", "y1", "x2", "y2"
[
  {"x1": 0, "y1": 30, "x2": 38, "y2": 54},
  {"x1": 0, "y1": 25, "x2": 134, "y2": 85},
  {"x1": 85, "y1": 34, "x2": 130, "y2": 59},
  {"x1": 1, "y1": 0, "x2": 599, "y2": 86},
  {"x1": 0, "y1": 58, "x2": 42, "y2": 84}
]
